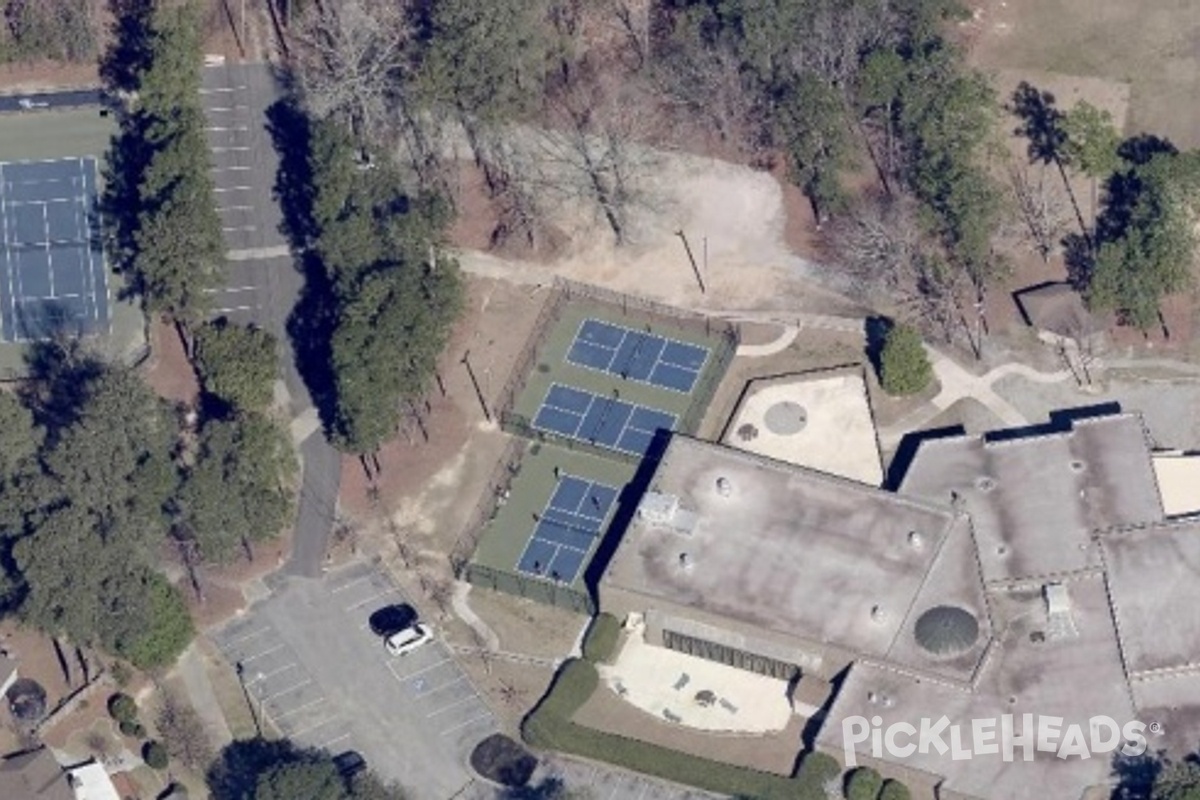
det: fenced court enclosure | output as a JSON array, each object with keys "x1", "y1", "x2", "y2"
[
  {"x1": 0, "y1": 157, "x2": 108, "y2": 342},
  {"x1": 458, "y1": 279, "x2": 738, "y2": 614}
]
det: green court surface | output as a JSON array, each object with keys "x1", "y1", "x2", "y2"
[
  {"x1": 0, "y1": 107, "x2": 145, "y2": 377},
  {"x1": 467, "y1": 441, "x2": 638, "y2": 610},
  {"x1": 510, "y1": 300, "x2": 724, "y2": 437}
]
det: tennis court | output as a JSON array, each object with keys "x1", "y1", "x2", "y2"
[
  {"x1": 533, "y1": 383, "x2": 676, "y2": 457},
  {"x1": 0, "y1": 157, "x2": 107, "y2": 342},
  {"x1": 568, "y1": 318, "x2": 710, "y2": 393},
  {"x1": 516, "y1": 474, "x2": 620, "y2": 583}
]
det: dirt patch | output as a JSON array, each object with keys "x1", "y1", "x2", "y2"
[
  {"x1": 142, "y1": 319, "x2": 200, "y2": 407},
  {"x1": 0, "y1": 61, "x2": 98, "y2": 94},
  {"x1": 967, "y1": 0, "x2": 1200, "y2": 148},
  {"x1": 458, "y1": 656, "x2": 555, "y2": 736},
  {"x1": 573, "y1": 684, "x2": 806, "y2": 776},
  {"x1": 467, "y1": 590, "x2": 588, "y2": 660}
]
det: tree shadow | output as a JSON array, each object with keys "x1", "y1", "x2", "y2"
[
  {"x1": 18, "y1": 338, "x2": 106, "y2": 445},
  {"x1": 1117, "y1": 134, "x2": 1177, "y2": 167},
  {"x1": 498, "y1": 776, "x2": 569, "y2": 799},
  {"x1": 1009, "y1": 82, "x2": 1066, "y2": 165},
  {"x1": 265, "y1": 97, "x2": 339, "y2": 433},
  {"x1": 206, "y1": 738, "x2": 313, "y2": 800},
  {"x1": 99, "y1": 0, "x2": 156, "y2": 94},
  {"x1": 1110, "y1": 749, "x2": 1165, "y2": 799},
  {"x1": 863, "y1": 315, "x2": 894, "y2": 379}
]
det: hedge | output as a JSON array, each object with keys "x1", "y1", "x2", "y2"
[
  {"x1": 879, "y1": 324, "x2": 933, "y2": 396},
  {"x1": 108, "y1": 693, "x2": 138, "y2": 723},
  {"x1": 879, "y1": 779, "x2": 912, "y2": 800},
  {"x1": 581, "y1": 613, "x2": 621, "y2": 664},
  {"x1": 522, "y1": 659, "x2": 840, "y2": 800},
  {"x1": 845, "y1": 766, "x2": 883, "y2": 799}
]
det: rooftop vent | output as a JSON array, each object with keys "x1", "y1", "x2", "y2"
[
  {"x1": 1045, "y1": 583, "x2": 1080, "y2": 640},
  {"x1": 639, "y1": 492, "x2": 679, "y2": 523},
  {"x1": 870, "y1": 605, "x2": 889, "y2": 625},
  {"x1": 907, "y1": 531, "x2": 925, "y2": 550},
  {"x1": 678, "y1": 552, "x2": 693, "y2": 571},
  {"x1": 976, "y1": 476, "x2": 996, "y2": 492},
  {"x1": 715, "y1": 477, "x2": 732, "y2": 497},
  {"x1": 914, "y1": 605, "x2": 980, "y2": 657},
  {"x1": 1070, "y1": 459, "x2": 1086, "y2": 473}
]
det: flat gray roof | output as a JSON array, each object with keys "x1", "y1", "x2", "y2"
[
  {"x1": 898, "y1": 414, "x2": 1163, "y2": 584},
  {"x1": 820, "y1": 574, "x2": 1133, "y2": 800},
  {"x1": 1101, "y1": 519, "x2": 1200, "y2": 676},
  {"x1": 602, "y1": 436, "x2": 958, "y2": 658}
]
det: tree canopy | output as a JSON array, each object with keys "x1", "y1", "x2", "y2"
[
  {"x1": 194, "y1": 321, "x2": 280, "y2": 413},
  {"x1": 207, "y1": 738, "x2": 407, "y2": 800},
  {"x1": 306, "y1": 120, "x2": 463, "y2": 455}
]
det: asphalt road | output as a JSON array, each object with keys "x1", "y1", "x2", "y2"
[
  {"x1": 212, "y1": 561, "x2": 497, "y2": 799},
  {"x1": 0, "y1": 89, "x2": 102, "y2": 112},
  {"x1": 200, "y1": 62, "x2": 337, "y2": 572}
]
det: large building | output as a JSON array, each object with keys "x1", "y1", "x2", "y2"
[{"x1": 598, "y1": 411, "x2": 1200, "y2": 799}]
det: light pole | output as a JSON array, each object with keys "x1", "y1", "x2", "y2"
[{"x1": 234, "y1": 661, "x2": 263, "y2": 738}]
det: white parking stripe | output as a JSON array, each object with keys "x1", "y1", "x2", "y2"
[
  {"x1": 213, "y1": 166, "x2": 252, "y2": 172},
  {"x1": 218, "y1": 205, "x2": 256, "y2": 212},
  {"x1": 204, "y1": 285, "x2": 257, "y2": 294},
  {"x1": 331, "y1": 575, "x2": 370, "y2": 594},
  {"x1": 426, "y1": 694, "x2": 478, "y2": 718},
  {"x1": 419, "y1": 674, "x2": 467, "y2": 696},
  {"x1": 200, "y1": 86, "x2": 246, "y2": 94},
  {"x1": 207, "y1": 106, "x2": 250, "y2": 112},
  {"x1": 264, "y1": 678, "x2": 311, "y2": 702},
  {"x1": 214, "y1": 185, "x2": 252, "y2": 193},
  {"x1": 316, "y1": 731, "x2": 352, "y2": 750},
  {"x1": 288, "y1": 714, "x2": 339, "y2": 739},
  {"x1": 207, "y1": 125, "x2": 250, "y2": 132},
  {"x1": 439, "y1": 711, "x2": 493, "y2": 736},
  {"x1": 273, "y1": 696, "x2": 326, "y2": 720},
  {"x1": 224, "y1": 626, "x2": 271, "y2": 645},
  {"x1": 346, "y1": 589, "x2": 398, "y2": 611},
  {"x1": 241, "y1": 643, "x2": 285, "y2": 663},
  {"x1": 220, "y1": 225, "x2": 257, "y2": 233},
  {"x1": 259, "y1": 663, "x2": 299, "y2": 681},
  {"x1": 212, "y1": 146, "x2": 251, "y2": 153},
  {"x1": 389, "y1": 657, "x2": 451, "y2": 682},
  {"x1": 214, "y1": 305, "x2": 255, "y2": 314}
]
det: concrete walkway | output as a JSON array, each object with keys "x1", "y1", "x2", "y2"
[
  {"x1": 450, "y1": 581, "x2": 501, "y2": 651},
  {"x1": 878, "y1": 348, "x2": 1072, "y2": 449},
  {"x1": 736, "y1": 326, "x2": 798, "y2": 357},
  {"x1": 176, "y1": 643, "x2": 234, "y2": 749}
]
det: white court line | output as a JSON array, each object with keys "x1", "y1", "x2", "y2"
[
  {"x1": 426, "y1": 694, "x2": 479, "y2": 718},
  {"x1": 273, "y1": 696, "x2": 326, "y2": 721},
  {"x1": 346, "y1": 589, "x2": 398, "y2": 612},
  {"x1": 316, "y1": 731, "x2": 352, "y2": 750},
  {"x1": 440, "y1": 711, "x2": 493, "y2": 736},
  {"x1": 388, "y1": 656, "x2": 451, "y2": 683},
  {"x1": 214, "y1": 185, "x2": 252, "y2": 193},
  {"x1": 330, "y1": 575, "x2": 370, "y2": 594},
  {"x1": 223, "y1": 626, "x2": 271, "y2": 645},
  {"x1": 264, "y1": 678, "x2": 312, "y2": 702},
  {"x1": 241, "y1": 643, "x2": 285, "y2": 663}
]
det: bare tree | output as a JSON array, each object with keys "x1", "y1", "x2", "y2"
[
  {"x1": 290, "y1": 0, "x2": 412, "y2": 146},
  {"x1": 156, "y1": 688, "x2": 215, "y2": 772},
  {"x1": 1004, "y1": 159, "x2": 1073, "y2": 262}
]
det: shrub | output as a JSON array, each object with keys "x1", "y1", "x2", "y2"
[
  {"x1": 879, "y1": 779, "x2": 912, "y2": 800},
  {"x1": 119, "y1": 719, "x2": 145, "y2": 738},
  {"x1": 108, "y1": 693, "x2": 137, "y2": 723},
  {"x1": 581, "y1": 613, "x2": 621, "y2": 664},
  {"x1": 143, "y1": 740, "x2": 169, "y2": 770},
  {"x1": 879, "y1": 324, "x2": 932, "y2": 396},
  {"x1": 110, "y1": 662, "x2": 132, "y2": 688},
  {"x1": 521, "y1": 659, "x2": 831, "y2": 800},
  {"x1": 845, "y1": 766, "x2": 883, "y2": 800}
]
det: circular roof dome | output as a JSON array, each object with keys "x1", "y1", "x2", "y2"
[{"x1": 914, "y1": 605, "x2": 979, "y2": 656}]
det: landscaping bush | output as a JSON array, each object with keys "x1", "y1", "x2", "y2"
[
  {"x1": 879, "y1": 324, "x2": 932, "y2": 396},
  {"x1": 110, "y1": 662, "x2": 132, "y2": 688},
  {"x1": 581, "y1": 613, "x2": 621, "y2": 664},
  {"x1": 879, "y1": 779, "x2": 912, "y2": 800},
  {"x1": 143, "y1": 740, "x2": 169, "y2": 770},
  {"x1": 119, "y1": 719, "x2": 145, "y2": 738},
  {"x1": 845, "y1": 766, "x2": 883, "y2": 800},
  {"x1": 108, "y1": 693, "x2": 137, "y2": 723},
  {"x1": 521, "y1": 659, "x2": 832, "y2": 800},
  {"x1": 797, "y1": 750, "x2": 841, "y2": 788},
  {"x1": 470, "y1": 733, "x2": 537, "y2": 787}
]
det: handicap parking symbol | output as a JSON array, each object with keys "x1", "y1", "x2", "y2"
[{"x1": 411, "y1": 678, "x2": 427, "y2": 695}]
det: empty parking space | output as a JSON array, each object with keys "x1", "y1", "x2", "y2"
[{"x1": 212, "y1": 561, "x2": 497, "y2": 800}]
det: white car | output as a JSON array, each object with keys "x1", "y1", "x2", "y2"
[{"x1": 385, "y1": 623, "x2": 434, "y2": 657}]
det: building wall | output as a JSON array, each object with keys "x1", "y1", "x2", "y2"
[{"x1": 600, "y1": 582, "x2": 855, "y2": 681}]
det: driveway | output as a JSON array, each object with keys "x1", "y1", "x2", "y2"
[{"x1": 211, "y1": 561, "x2": 497, "y2": 800}]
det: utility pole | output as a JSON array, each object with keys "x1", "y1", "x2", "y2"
[
  {"x1": 461, "y1": 351, "x2": 492, "y2": 423},
  {"x1": 675, "y1": 230, "x2": 706, "y2": 294}
]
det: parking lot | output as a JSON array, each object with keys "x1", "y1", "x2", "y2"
[{"x1": 212, "y1": 561, "x2": 497, "y2": 799}]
